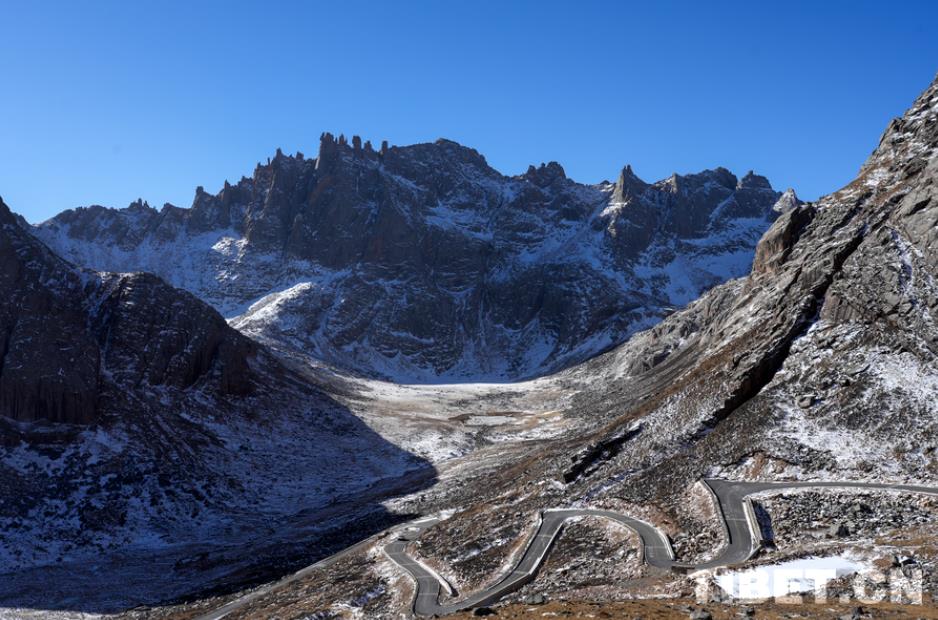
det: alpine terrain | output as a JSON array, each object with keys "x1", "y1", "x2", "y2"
[
  {"x1": 2, "y1": 69, "x2": 938, "y2": 620},
  {"x1": 34, "y1": 138, "x2": 793, "y2": 382},
  {"x1": 157, "y1": 75, "x2": 938, "y2": 618},
  {"x1": 0, "y1": 197, "x2": 433, "y2": 610}
]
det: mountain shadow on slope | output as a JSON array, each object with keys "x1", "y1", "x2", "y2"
[{"x1": 0, "y1": 197, "x2": 437, "y2": 612}]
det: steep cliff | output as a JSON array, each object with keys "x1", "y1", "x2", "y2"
[{"x1": 35, "y1": 138, "x2": 792, "y2": 381}]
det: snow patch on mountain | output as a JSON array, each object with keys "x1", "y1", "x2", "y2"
[{"x1": 34, "y1": 138, "x2": 790, "y2": 382}]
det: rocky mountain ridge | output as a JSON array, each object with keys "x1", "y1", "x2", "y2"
[
  {"x1": 2, "y1": 71, "x2": 936, "y2": 620},
  {"x1": 34, "y1": 136, "x2": 795, "y2": 381},
  {"x1": 93, "y1": 73, "x2": 938, "y2": 618},
  {"x1": 0, "y1": 198, "x2": 256, "y2": 425},
  {"x1": 0, "y1": 196, "x2": 433, "y2": 610},
  {"x1": 382, "y1": 73, "x2": 938, "y2": 611}
]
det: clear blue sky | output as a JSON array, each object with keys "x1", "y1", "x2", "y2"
[{"x1": 2, "y1": 1, "x2": 937, "y2": 223}]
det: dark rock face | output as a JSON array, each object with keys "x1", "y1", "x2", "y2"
[
  {"x1": 0, "y1": 198, "x2": 436, "y2": 610},
  {"x1": 606, "y1": 74, "x2": 938, "y2": 496},
  {"x1": 91, "y1": 272, "x2": 256, "y2": 396},
  {"x1": 35, "y1": 136, "x2": 789, "y2": 381},
  {"x1": 0, "y1": 201, "x2": 99, "y2": 423},
  {"x1": 0, "y1": 198, "x2": 256, "y2": 424},
  {"x1": 751, "y1": 202, "x2": 814, "y2": 275},
  {"x1": 397, "y1": 75, "x2": 938, "y2": 599}
]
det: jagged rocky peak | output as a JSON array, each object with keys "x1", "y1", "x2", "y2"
[
  {"x1": 33, "y1": 136, "x2": 788, "y2": 381},
  {"x1": 128, "y1": 197, "x2": 152, "y2": 211},
  {"x1": 660, "y1": 167, "x2": 737, "y2": 194},
  {"x1": 421, "y1": 137, "x2": 492, "y2": 169},
  {"x1": 737, "y1": 169, "x2": 773, "y2": 190},
  {"x1": 317, "y1": 131, "x2": 384, "y2": 167},
  {"x1": 522, "y1": 161, "x2": 567, "y2": 187},
  {"x1": 611, "y1": 164, "x2": 648, "y2": 202},
  {"x1": 772, "y1": 187, "x2": 802, "y2": 213}
]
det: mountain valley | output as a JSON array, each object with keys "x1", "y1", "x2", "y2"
[{"x1": 2, "y1": 72, "x2": 938, "y2": 620}]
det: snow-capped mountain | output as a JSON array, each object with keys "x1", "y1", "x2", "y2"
[{"x1": 34, "y1": 135, "x2": 794, "y2": 381}]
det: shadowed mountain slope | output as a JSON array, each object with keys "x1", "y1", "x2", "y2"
[{"x1": 0, "y1": 198, "x2": 434, "y2": 611}]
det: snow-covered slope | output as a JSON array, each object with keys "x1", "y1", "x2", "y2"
[
  {"x1": 34, "y1": 137, "x2": 794, "y2": 381},
  {"x1": 0, "y1": 198, "x2": 432, "y2": 610}
]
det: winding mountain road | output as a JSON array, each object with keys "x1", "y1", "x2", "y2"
[
  {"x1": 195, "y1": 478, "x2": 938, "y2": 619},
  {"x1": 386, "y1": 479, "x2": 938, "y2": 617}
]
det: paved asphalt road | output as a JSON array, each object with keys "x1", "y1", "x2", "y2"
[
  {"x1": 386, "y1": 479, "x2": 938, "y2": 616},
  {"x1": 198, "y1": 478, "x2": 938, "y2": 619}
]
